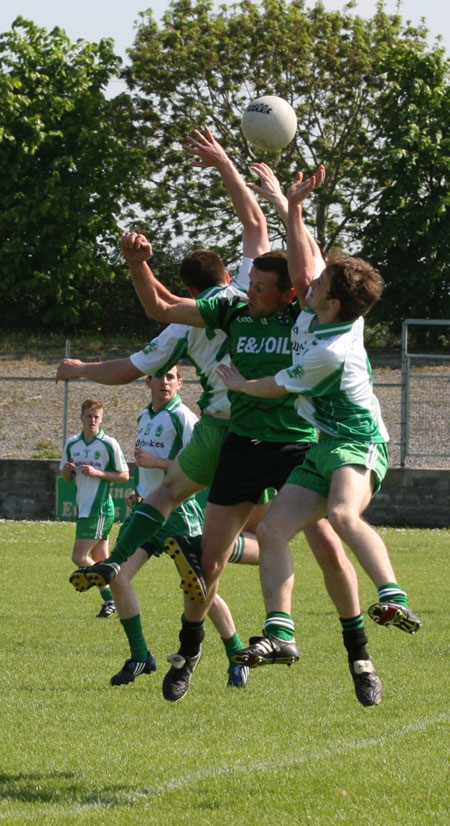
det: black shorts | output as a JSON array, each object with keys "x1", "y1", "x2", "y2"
[{"x1": 208, "y1": 432, "x2": 313, "y2": 506}]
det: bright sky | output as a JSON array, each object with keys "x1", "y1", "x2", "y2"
[{"x1": 0, "y1": 0, "x2": 447, "y2": 61}]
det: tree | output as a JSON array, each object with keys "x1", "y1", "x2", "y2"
[
  {"x1": 125, "y1": 0, "x2": 449, "y2": 335},
  {"x1": 360, "y1": 44, "x2": 450, "y2": 330},
  {"x1": 0, "y1": 17, "x2": 150, "y2": 334}
]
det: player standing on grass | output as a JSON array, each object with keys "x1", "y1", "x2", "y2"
[
  {"x1": 60, "y1": 399, "x2": 129, "y2": 618},
  {"x1": 217, "y1": 170, "x2": 422, "y2": 679}
]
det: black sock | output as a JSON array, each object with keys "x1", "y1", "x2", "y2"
[
  {"x1": 340, "y1": 615, "x2": 370, "y2": 662},
  {"x1": 178, "y1": 615, "x2": 205, "y2": 658}
]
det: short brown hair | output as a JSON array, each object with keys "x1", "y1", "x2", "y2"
[
  {"x1": 326, "y1": 253, "x2": 384, "y2": 321},
  {"x1": 253, "y1": 250, "x2": 291, "y2": 292},
  {"x1": 179, "y1": 249, "x2": 226, "y2": 291},
  {"x1": 81, "y1": 399, "x2": 103, "y2": 415}
]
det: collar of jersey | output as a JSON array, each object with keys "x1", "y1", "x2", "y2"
[
  {"x1": 82, "y1": 427, "x2": 104, "y2": 445},
  {"x1": 305, "y1": 309, "x2": 355, "y2": 339},
  {"x1": 196, "y1": 284, "x2": 230, "y2": 300},
  {"x1": 147, "y1": 394, "x2": 182, "y2": 416}
]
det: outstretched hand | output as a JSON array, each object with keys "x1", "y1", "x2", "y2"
[
  {"x1": 287, "y1": 164, "x2": 326, "y2": 205},
  {"x1": 216, "y1": 362, "x2": 246, "y2": 391},
  {"x1": 121, "y1": 232, "x2": 153, "y2": 264},
  {"x1": 184, "y1": 127, "x2": 228, "y2": 169},
  {"x1": 247, "y1": 162, "x2": 285, "y2": 205},
  {"x1": 56, "y1": 358, "x2": 84, "y2": 384}
]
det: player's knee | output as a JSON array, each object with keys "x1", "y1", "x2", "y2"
[
  {"x1": 327, "y1": 505, "x2": 357, "y2": 538},
  {"x1": 201, "y1": 549, "x2": 226, "y2": 584},
  {"x1": 256, "y1": 515, "x2": 284, "y2": 548}
]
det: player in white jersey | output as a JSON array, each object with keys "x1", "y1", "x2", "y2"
[
  {"x1": 60, "y1": 399, "x2": 129, "y2": 618},
  {"x1": 63, "y1": 128, "x2": 270, "y2": 695},
  {"x1": 101, "y1": 368, "x2": 250, "y2": 688},
  {"x1": 219, "y1": 170, "x2": 421, "y2": 697}
]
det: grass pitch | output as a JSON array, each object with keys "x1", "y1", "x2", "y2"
[{"x1": 0, "y1": 521, "x2": 448, "y2": 825}]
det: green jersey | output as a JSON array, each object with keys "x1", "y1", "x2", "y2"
[{"x1": 196, "y1": 295, "x2": 316, "y2": 443}]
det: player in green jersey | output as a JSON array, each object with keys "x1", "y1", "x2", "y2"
[
  {"x1": 115, "y1": 201, "x2": 384, "y2": 707},
  {"x1": 70, "y1": 148, "x2": 380, "y2": 706},
  {"x1": 218, "y1": 170, "x2": 422, "y2": 695},
  {"x1": 60, "y1": 399, "x2": 129, "y2": 618}
]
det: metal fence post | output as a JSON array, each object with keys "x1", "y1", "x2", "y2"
[
  {"x1": 400, "y1": 321, "x2": 409, "y2": 467},
  {"x1": 62, "y1": 339, "x2": 70, "y2": 449}
]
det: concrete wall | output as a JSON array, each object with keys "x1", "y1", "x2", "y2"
[{"x1": 0, "y1": 460, "x2": 449, "y2": 527}]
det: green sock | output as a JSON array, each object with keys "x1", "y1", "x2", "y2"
[
  {"x1": 228, "y1": 535, "x2": 245, "y2": 563},
  {"x1": 264, "y1": 611, "x2": 295, "y2": 641},
  {"x1": 120, "y1": 614, "x2": 149, "y2": 660},
  {"x1": 221, "y1": 631, "x2": 244, "y2": 665},
  {"x1": 340, "y1": 615, "x2": 365, "y2": 632},
  {"x1": 100, "y1": 586, "x2": 114, "y2": 602},
  {"x1": 378, "y1": 583, "x2": 408, "y2": 607},
  {"x1": 109, "y1": 503, "x2": 166, "y2": 565}
]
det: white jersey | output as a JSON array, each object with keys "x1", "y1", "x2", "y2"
[
  {"x1": 134, "y1": 394, "x2": 199, "y2": 499},
  {"x1": 130, "y1": 258, "x2": 252, "y2": 418},
  {"x1": 275, "y1": 309, "x2": 389, "y2": 443},
  {"x1": 60, "y1": 429, "x2": 128, "y2": 518}
]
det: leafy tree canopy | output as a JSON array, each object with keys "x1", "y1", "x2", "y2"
[
  {"x1": 125, "y1": 0, "x2": 450, "y2": 332},
  {"x1": 0, "y1": 17, "x2": 151, "y2": 334}
]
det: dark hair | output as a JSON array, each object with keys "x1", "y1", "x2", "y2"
[
  {"x1": 179, "y1": 249, "x2": 227, "y2": 291},
  {"x1": 253, "y1": 250, "x2": 291, "y2": 292},
  {"x1": 326, "y1": 253, "x2": 384, "y2": 320}
]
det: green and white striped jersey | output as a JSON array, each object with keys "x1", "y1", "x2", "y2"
[
  {"x1": 60, "y1": 430, "x2": 128, "y2": 518},
  {"x1": 130, "y1": 259, "x2": 252, "y2": 418},
  {"x1": 275, "y1": 309, "x2": 389, "y2": 443}
]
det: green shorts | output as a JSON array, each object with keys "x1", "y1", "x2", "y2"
[
  {"x1": 286, "y1": 436, "x2": 389, "y2": 499},
  {"x1": 177, "y1": 414, "x2": 229, "y2": 487},
  {"x1": 76, "y1": 514, "x2": 114, "y2": 541}
]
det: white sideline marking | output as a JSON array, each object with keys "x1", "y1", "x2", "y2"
[
  {"x1": 0, "y1": 712, "x2": 447, "y2": 817},
  {"x1": 138, "y1": 712, "x2": 449, "y2": 797}
]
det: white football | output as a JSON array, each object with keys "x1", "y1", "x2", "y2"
[{"x1": 241, "y1": 95, "x2": 297, "y2": 150}]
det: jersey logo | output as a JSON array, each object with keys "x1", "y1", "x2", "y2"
[
  {"x1": 142, "y1": 341, "x2": 158, "y2": 354},
  {"x1": 94, "y1": 451, "x2": 101, "y2": 459},
  {"x1": 236, "y1": 335, "x2": 291, "y2": 355},
  {"x1": 286, "y1": 364, "x2": 305, "y2": 378},
  {"x1": 155, "y1": 425, "x2": 164, "y2": 437},
  {"x1": 277, "y1": 313, "x2": 292, "y2": 325}
]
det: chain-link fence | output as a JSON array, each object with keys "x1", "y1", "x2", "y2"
[{"x1": 0, "y1": 329, "x2": 449, "y2": 468}]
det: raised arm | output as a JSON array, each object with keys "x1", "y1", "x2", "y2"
[
  {"x1": 184, "y1": 127, "x2": 269, "y2": 258},
  {"x1": 121, "y1": 232, "x2": 206, "y2": 327},
  {"x1": 248, "y1": 162, "x2": 289, "y2": 225},
  {"x1": 286, "y1": 166, "x2": 326, "y2": 307},
  {"x1": 250, "y1": 163, "x2": 325, "y2": 280},
  {"x1": 56, "y1": 357, "x2": 143, "y2": 385}
]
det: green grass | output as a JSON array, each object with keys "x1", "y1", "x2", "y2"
[{"x1": 0, "y1": 521, "x2": 448, "y2": 826}]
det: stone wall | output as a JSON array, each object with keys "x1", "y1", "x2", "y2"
[{"x1": 0, "y1": 460, "x2": 449, "y2": 527}]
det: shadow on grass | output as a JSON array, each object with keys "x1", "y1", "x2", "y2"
[{"x1": 0, "y1": 772, "x2": 159, "y2": 806}]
